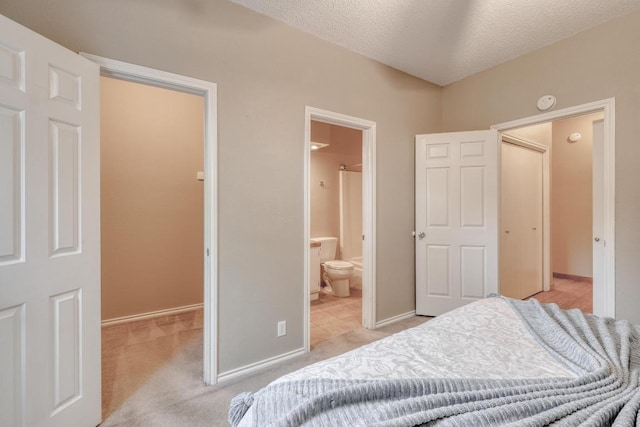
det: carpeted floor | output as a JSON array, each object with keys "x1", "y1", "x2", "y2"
[{"x1": 100, "y1": 315, "x2": 430, "y2": 426}]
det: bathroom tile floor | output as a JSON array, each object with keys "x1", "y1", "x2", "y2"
[{"x1": 310, "y1": 288, "x2": 363, "y2": 349}]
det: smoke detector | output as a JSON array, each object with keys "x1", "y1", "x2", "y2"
[
  {"x1": 536, "y1": 95, "x2": 556, "y2": 111},
  {"x1": 568, "y1": 132, "x2": 582, "y2": 143}
]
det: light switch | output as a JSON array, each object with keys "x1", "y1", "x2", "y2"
[{"x1": 197, "y1": 171, "x2": 204, "y2": 181}]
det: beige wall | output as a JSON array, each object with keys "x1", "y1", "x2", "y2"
[
  {"x1": 551, "y1": 113, "x2": 601, "y2": 278},
  {"x1": 100, "y1": 77, "x2": 204, "y2": 320},
  {"x1": 0, "y1": 0, "x2": 442, "y2": 372},
  {"x1": 443, "y1": 11, "x2": 640, "y2": 323},
  {"x1": 310, "y1": 122, "x2": 362, "y2": 245}
]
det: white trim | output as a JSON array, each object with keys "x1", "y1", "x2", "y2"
[
  {"x1": 375, "y1": 310, "x2": 417, "y2": 329},
  {"x1": 217, "y1": 348, "x2": 306, "y2": 383},
  {"x1": 304, "y1": 107, "x2": 377, "y2": 354},
  {"x1": 500, "y1": 134, "x2": 552, "y2": 292},
  {"x1": 101, "y1": 303, "x2": 204, "y2": 327},
  {"x1": 80, "y1": 54, "x2": 219, "y2": 383},
  {"x1": 492, "y1": 98, "x2": 615, "y2": 318}
]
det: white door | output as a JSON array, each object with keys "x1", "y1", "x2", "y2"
[
  {"x1": 500, "y1": 142, "x2": 543, "y2": 299},
  {"x1": 0, "y1": 14, "x2": 101, "y2": 426},
  {"x1": 415, "y1": 131, "x2": 498, "y2": 316},
  {"x1": 592, "y1": 119, "x2": 605, "y2": 315}
]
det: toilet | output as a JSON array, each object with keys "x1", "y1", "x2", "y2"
[{"x1": 313, "y1": 237, "x2": 354, "y2": 298}]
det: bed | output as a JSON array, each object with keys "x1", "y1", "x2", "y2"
[{"x1": 229, "y1": 296, "x2": 640, "y2": 426}]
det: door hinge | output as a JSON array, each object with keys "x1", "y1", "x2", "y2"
[
  {"x1": 362, "y1": 234, "x2": 365, "y2": 241},
  {"x1": 206, "y1": 248, "x2": 210, "y2": 256}
]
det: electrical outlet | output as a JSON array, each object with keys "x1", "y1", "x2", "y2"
[{"x1": 277, "y1": 321, "x2": 286, "y2": 337}]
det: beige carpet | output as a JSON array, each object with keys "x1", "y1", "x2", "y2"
[{"x1": 100, "y1": 316, "x2": 430, "y2": 426}]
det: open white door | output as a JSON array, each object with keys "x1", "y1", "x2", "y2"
[
  {"x1": 0, "y1": 14, "x2": 101, "y2": 426},
  {"x1": 592, "y1": 119, "x2": 605, "y2": 316},
  {"x1": 415, "y1": 131, "x2": 498, "y2": 316}
]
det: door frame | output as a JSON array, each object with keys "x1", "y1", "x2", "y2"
[
  {"x1": 79, "y1": 54, "x2": 220, "y2": 384},
  {"x1": 492, "y1": 98, "x2": 615, "y2": 318},
  {"x1": 500, "y1": 135, "x2": 552, "y2": 292},
  {"x1": 304, "y1": 106, "x2": 377, "y2": 352}
]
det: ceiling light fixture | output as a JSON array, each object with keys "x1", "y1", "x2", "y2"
[{"x1": 310, "y1": 142, "x2": 329, "y2": 151}]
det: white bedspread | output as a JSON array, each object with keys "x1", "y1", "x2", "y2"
[
  {"x1": 237, "y1": 298, "x2": 575, "y2": 426},
  {"x1": 278, "y1": 298, "x2": 573, "y2": 383}
]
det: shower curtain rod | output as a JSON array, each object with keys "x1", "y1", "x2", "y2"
[{"x1": 340, "y1": 163, "x2": 362, "y2": 171}]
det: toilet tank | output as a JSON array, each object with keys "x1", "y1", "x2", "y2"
[{"x1": 312, "y1": 237, "x2": 338, "y2": 263}]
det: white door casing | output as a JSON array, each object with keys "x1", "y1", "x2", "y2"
[
  {"x1": 493, "y1": 99, "x2": 615, "y2": 318},
  {"x1": 415, "y1": 130, "x2": 498, "y2": 316},
  {"x1": 304, "y1": 107, "x2": 376, "y2": 351},
  {"x1": 79, "y1": 53, "x2": 219, "y2": 384},
  {"x1": 0, "y1": 14, "x2": 101, "y2": 427}
]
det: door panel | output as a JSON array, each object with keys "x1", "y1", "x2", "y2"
[
  {"x1": 460, "y1": 246, "x2": 485, "y2": 299},
  {"x1": 460, "y1": 166, "x2": 485, "y2": 227},
  {"x1": 416, "y1": 131, "x2": 498, "y2": 316},
  {"x1": 520, "y1": 145, "x2": 543, "y2": 298},
  {"x1": 50, "y1": 120, "x2": 81, "y2": 256},
  {"x1": 0, "y1": 14, "x2": 100, "y2": 426},
  {"x1": 0, "y1": 105, "x2": 23, "y2": 264},
  {"x1": 0, "y1": 304, "x2": 24, "y2": 427}
]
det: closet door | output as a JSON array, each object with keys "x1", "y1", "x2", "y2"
[{"x1": 500, "y1": 142, "x2": 543, "y2": 299}]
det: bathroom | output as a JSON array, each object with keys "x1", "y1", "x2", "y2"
[{"x1": 309, "y1": 120, "x2": 363, "y2": 347}]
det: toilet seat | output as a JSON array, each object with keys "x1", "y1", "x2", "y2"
[{"x1": 324, "y1": 260, "x2": 354, "y2": 270}]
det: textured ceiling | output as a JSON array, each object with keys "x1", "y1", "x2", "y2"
[{"x1": 228, "y1": 0, "x2": 640, "y2": 86}]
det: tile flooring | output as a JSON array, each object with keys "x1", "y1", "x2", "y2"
[
  {"x1": 526, "y1": 276, "x2": 593, "y2": 313},
  {"x1": 101, "y1": 309, "x2": 203, "y2": 419},
  {"x1": 310, "y1": 287, "x2": 362, "y2": 348}
]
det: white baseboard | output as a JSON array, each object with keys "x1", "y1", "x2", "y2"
[
  {"x1": 101, "y1": 303, "x2": 204, "y2": 327},
  {"x1": 216, "y1": 347, "x2": 306, "y2": 383},
  {"x1": 375, "y1": 310, "x2": 416, "y2": 329}
]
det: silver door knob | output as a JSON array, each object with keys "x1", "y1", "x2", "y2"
[
  {"x1": 418, "y1": 232, "x2": 426, "y2": 239},
  {"x1": 594, "y1": 237, "x2": 600, "y2": 242}
]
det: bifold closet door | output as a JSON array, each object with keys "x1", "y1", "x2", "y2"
[{"x1": 500, "y1": 142, "x2": 543, "y2": 300}]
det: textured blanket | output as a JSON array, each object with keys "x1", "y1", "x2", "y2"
[{"x1": 229, "y1": 297, "x2": 640, "y2": 426}]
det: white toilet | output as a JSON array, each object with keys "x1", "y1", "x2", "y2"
[{"x1": 313, "y1": 237, "x2": 354, "y2": 298}]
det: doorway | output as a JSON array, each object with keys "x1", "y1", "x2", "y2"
[
  {"x1": 309, "y1": 120, "x2": 363, "y2": 348},
  {"x1": 493, "y1": 99, "x2": 615, "y2": 318},
  {"x1": 304, "y1": 107, "x2": 377, "y2": 352},
  {"x1": 500, "y1": 112, "x2": 603, "y2": 313},
  {"x1": 80, "y1": 54, "x2": 219, "y2": 387},
  {"x1": 99, "y1": 75, "x2": 205, "y2": 418}
]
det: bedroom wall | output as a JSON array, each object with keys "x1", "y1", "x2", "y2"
[
  {"x1": 100, "y1": 76, "x2": 204, "y2": 321},
  {"x1": 442, "y1": 11, "x2": 640, "y2": 323},
  {"x1": 0, "y1": 0, "x2": 442, "y2": 373}
]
